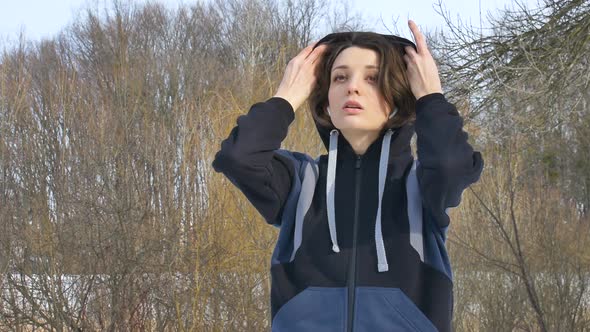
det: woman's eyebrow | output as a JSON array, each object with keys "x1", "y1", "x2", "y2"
[{"x1": 332, "y1": 65, "x2": 379, "y2": 72}]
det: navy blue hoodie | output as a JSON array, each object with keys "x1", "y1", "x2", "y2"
[{"x1": 212, "y1": 92, "x2": 484, "y2": 331}]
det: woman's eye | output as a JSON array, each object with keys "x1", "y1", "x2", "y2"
[
  {"x1": 333, "y1": 74, "x2": 377, "y2": 83},
  {"x1": 334, "y1": 75, "x2": 346, "y2": 82}
]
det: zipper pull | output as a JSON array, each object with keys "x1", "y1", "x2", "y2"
[{"x1": 355, "y1": 155, "x2": 362, "y2": 169}]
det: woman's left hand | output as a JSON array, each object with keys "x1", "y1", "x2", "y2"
[{"x1": 403, "y1": 20, "x2": 443, "y2": 100}]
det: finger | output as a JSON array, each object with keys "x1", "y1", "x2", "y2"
[
  {"x1": 305, "y1": 44, "x2": 328, "y2": 62},
  {"x1": 298, "y1": 42, "x2": 317, "y2": 59},
  {"x1": 306, "y1": 42, "x2": 324, "y2": 55},
  {"x1": 310, "y1": 39, "x2": 323, "y2": 50},
  {"x1": 404, "y1": 45, "x2": 417, "y2": 58},
  {"x1": 403, "y1": 54, "x2": 415, "y2": 69},
  {"x1": 308, "y1": 44, "x2": 328, "y2": 63},
  {"x1": 408, "y1": 20, "x2": 427, "y2": 54},
  {"x1": 402, "y1": 53, "x2": 411, "y2": 64}
]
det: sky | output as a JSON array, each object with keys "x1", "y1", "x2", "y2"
[{"x1": 0, "y1": 0, "x2": 542, "y2": 44}]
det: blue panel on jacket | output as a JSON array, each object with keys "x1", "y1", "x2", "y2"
[
  {"x1": 271, "y1": 287, "x2": 346, "y2": 332},
  {"x1": 354, "y1": 287, "x2": 438, "y2": 332}
]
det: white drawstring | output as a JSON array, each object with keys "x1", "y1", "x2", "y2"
[
  {"x1": 375, "y1": 129, "x2": 394, "y2": 272},
  {"x1": 327, "y1": 129, "x2": 340, "y2": 253},
  {"x1": 325, "y1": 128, "x2": 394, "y2": 272}
]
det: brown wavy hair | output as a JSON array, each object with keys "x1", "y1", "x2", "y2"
[{"x1": 308, "y1": 32, "x2": 416, "y2": 133}]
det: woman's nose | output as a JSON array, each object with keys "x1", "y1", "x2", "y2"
[{"x1": 346, "y1": 77, "x2": 360, "y2": 95}]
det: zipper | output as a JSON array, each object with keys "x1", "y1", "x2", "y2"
[{"x1": 346, "y1": 154, "x2": 363, "y2": 332}]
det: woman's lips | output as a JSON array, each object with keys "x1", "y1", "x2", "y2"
[
  {"x1": 343, "y1": 107, "x2": 363, "y2": 114},
  {"x1": 343, "y1": 100, "x2": 363, "y2": 114}
]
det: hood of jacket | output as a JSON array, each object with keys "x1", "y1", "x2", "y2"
[{"x1": 314, "y1": 119, "x2": 415, "y2": 157}]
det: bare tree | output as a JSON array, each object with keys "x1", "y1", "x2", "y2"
[
  {"x1": 427, "y1": 0, "x2": 590, "y2": 330},
  {"x1": 0, "y1": 0, "x2": 359, "y2": 330}
]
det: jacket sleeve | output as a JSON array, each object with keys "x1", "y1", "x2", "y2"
[
  {"x1": 211, "y1": 97, "x2": 297, "y2": 225},
  {"x1": 414, "y1": 92, "x2": 484, "y2": 228}
]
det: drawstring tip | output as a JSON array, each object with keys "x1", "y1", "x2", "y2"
[
  {"x1": 332, "y1": 244, "x2": 340, "y2": 253},
  {"x1": 378, "y1": 263, "x2": 389, "y2": 272}
]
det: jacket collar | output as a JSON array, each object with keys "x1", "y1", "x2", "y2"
[{"x1": 315, "y1": 120, "x2": 415, "y2": 161}]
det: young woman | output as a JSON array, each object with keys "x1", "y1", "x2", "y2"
[{"x1": 212, "y1": 20, "x2": 483, "y2": 332}]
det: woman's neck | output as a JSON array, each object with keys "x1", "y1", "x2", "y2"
[{"x1": 339, "y1": 128, "x2": 381, "y2": 156}]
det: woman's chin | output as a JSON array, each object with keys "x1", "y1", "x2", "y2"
[{"x1": 334, "y1": 121, "x2": 382, "y2": 133}]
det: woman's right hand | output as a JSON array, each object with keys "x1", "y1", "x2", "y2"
[{"x1": 273, "y1": 42, "x2": 328, "y2": 112}]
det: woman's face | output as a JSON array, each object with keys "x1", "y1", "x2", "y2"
[{"x1": 327, "y1": 46, "x2": 392, "y2": 134}]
